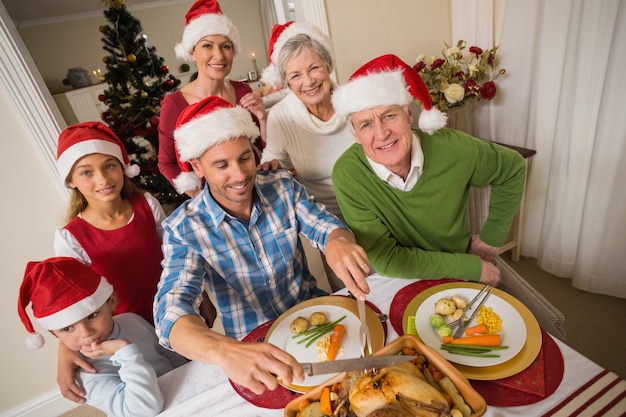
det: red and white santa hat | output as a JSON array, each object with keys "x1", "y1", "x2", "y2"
[
  {"x1": 332, "y1": 54, "x2": 447, "y2": 134},
  {"x1": 18, "y1": 257, "x2": 114, "y2": 349},
  {"x1": 172, "y1": 96, "x2": 260, "y2": 194},
  {"x1": 260, "y1": 21, "x2": 334, "y2": 88},
  {"x1": 57, "y1": 121, "x2": 140, "y2": 185},
  {"x1": 175, "y1": 0, "x2": 240, "y2": 61}
]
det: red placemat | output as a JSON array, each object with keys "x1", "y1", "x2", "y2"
[
  {"x1": 389, "y1": 278, "x2": 461, "y2": 335},
  {"x1": 470, "y1": 328, "x2": 564, "y2": 406},
  {"x1": 229, "y1": 299, "x2": 387, "y2": 409}
]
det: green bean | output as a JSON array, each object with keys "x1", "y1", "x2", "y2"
[
  {"x1": 441, "y1": 343, "x2": 509, "y2": 351},
  {"x1": 292, "y1": 315, "x2": 346, "y2": 347}
]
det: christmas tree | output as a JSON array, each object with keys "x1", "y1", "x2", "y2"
[{"x1": 98, "y1": 0, "x2": 187, "y2": 208}]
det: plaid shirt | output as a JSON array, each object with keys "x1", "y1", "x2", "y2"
[{"x1": 154, "y1": 171, "x2": 345, "y2": 344}]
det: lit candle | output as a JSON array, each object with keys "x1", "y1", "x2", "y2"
[{"x1": 251, "y1": 52, "x2": 259, "y2": 77}]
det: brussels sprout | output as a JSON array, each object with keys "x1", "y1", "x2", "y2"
[
  {"x1": 437, "y1": 324, "x2": 453, "y2": 337},
  {"x1": 429, "y1": 313, "x2": 446, "y2": 329}
]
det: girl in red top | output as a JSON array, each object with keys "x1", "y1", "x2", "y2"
[{"x1": 53, "y1": 121, "x2": 167, "y2": 404}]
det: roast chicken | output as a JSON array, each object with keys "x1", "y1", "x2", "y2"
[{"x1": 335, "y1": 361, "x2": 450, "y2": 417}]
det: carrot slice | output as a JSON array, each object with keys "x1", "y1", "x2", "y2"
[
  {"x1": 326, "y1": 324, "x2": 345, "y2": 361},
  {"x1": 442, "y1": 335, "x2": 454, "y2": 344},
  {"x1": 450, "y1": 334, "x2": 501, "y2": 346},
  {"x1": 465, "y1": 324, "x2": 488, "y2": 336},
  {"x1": 320, "y1": 386, "x2": 332, "y2": 415}
]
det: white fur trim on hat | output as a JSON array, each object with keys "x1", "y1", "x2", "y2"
[
  {"x1": 37, "y1": 277, "x2": 113, "y2": 331},
  {"x1": 173, "y1": 172, "x2": 202, "y2": 195},
  {"x1": 261, "y1": 22, "x2": 334, "y2": 88},
  {"x1": 174, "y1": 106, "x2": 260, "y2": 162},
  {"x1": 57, "y1": 140, "x2": 127, "y2": 183},
  {"x1": 332, "y1": 69, "x2": 413, "y2": 120},
  {"x1": 175, "y1": 13, "x2": 240, "y2": 61}
]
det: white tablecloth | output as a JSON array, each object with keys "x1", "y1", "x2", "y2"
[{"x1": 156, "y1": 274, "x2": 626, "y2": 416}]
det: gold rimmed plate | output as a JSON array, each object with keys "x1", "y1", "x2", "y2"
[
  {"x1": 402, "y1": 282, "x2": 541, "y2": 380},
  {"x1": 265, "y1": 296, "x2": 385, "y2": 392}
]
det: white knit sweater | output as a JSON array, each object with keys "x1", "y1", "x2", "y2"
[{"x1": 262, "y1": 91, "x2": 355, "y2": 218}]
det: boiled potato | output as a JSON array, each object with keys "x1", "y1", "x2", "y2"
[
  {"x1": 434, "y1": 298, "x2": 457, "y2": 316},
  {"x1": 299, "y1": 401, "x2": 324, "y2": 417},
  {"x1": 290, "y1": 316, "x2": 309, "y2": 334},
  {"x1": 450, "y1": 308, "x2": 464, "y2": 321},
  {"x1": 451, "y1": 295, "x2": 467, "y2": 309},
  {"x1": 309, "y1": 311, "x2": 328, "y2": 326}
]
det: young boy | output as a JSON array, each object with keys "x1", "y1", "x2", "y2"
[{"x1": 18, "y1": 257, "x2": 187, "y2": 417}]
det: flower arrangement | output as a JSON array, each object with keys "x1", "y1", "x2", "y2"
[{"x1": 413, "y1": 40, "x2": 506, "y2": 111}]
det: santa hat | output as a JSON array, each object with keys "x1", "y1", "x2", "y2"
[
  {"x1": 17, "y1": 257, "x2": 114, "y2": 350},
  {"x1": 332, "y1": 54, "x2": 447, "y2": 134},
  {"x1": 57, "y1": 121, "x2": 140, "y2": 185},
  {"x1": 175, "y1": 0, "x2": 240, "y2": 61},
  {"x1": 260, "y1": 21, "x2": 334, "y2": 88},
  {"x1": 172, "y1": 96, "x2": 260, "y2": 194}
]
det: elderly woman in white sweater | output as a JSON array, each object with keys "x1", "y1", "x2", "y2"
[{"x1": 258, "y1": 21, "x2": 356, "y2": 291}]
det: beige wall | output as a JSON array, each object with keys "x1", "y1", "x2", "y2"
[
  {"x1": 18, "y1": 0, "x2": 269, "y2": 95},
  {"x1": 2, "y1": 1, "x2": 450, "y2": 415},
  {"x1": 326, "y1": 0, "x2": 451, "y2": 83},
  {"x1": 0, "y1": 88, "x2": 68, "y2": 412}
]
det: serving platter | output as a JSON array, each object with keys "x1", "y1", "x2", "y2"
[
  {"x1": 402, "y1": 282, "x2": 542, "y2": 380},
  {"x1": 265, "y1": 296, "x2": 385, "y2": 392},
  {"x1": 283, "y1": 335, "x2": 487, "y2": 417}
]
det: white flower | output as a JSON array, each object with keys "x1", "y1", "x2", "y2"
[
  {"x1": 444, "y1": 83, "x2": 465, "y2": 104},
  {"x1": 415, "y1": 54, "x2": 425, "y2": 63},
  {"x1": 445, "y1": 46, "x2": 461, "y2": 58},
  {"x1": 467, "y1": 63, "x2": 478, "y2": 77}
]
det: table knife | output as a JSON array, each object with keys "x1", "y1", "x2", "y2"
[
  {"x1": 301, "y1": 355, "x2": 416, "y2": 376},
  {"x1": 357, "y1": 298, "x2": 373, "y2": 356}
]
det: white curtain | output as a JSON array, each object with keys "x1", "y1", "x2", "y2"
[{"x1": 452, "y1": 0, "x2": 626, "y2": 298}]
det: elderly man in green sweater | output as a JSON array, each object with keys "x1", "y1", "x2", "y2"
[{"x1": 331, "y1": 54, "x2": 526, "y2": 286}]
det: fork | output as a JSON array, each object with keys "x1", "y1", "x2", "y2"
[
  {"x1": 452, "y1": 287, "x2": 493, "y2": 338},
  {"x1": 357, "y1": 298, "x2": 373, "y2": 357},
  {"x1": 446, "y1": 284, "x2": 490, "y2": 330}
]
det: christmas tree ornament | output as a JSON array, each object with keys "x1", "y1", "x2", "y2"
[
  {"x1": 127, "y1": 53, "x2": 137, "y2": 63},
  {"x1": 161, "y1": 65, "x2": 169, "y2": 74},
  {"x1": 98, "y1": 94, "x2": 106, "y2": 102},
  {"x1": 99, "y1": 25, "x2": 106, "y2": 33},
  {"x1": 140, "y1": 91, "x2": 148, "y2": 98}
]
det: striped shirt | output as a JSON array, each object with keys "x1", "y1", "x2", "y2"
[{"x1": 154, "y1": 170, "x2": 346, "y2": 344}]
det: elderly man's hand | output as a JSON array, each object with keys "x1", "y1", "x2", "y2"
[
  {"x1": 468, "y1": 234, "x2": 500, "y2": 262},
  {"x1": 257, "y1": 159, "x2": 282, "y2": 172},
  {"x1": 478, "y1": 260, "x2": 501, "y2": 287},
  {"x1": 324, "y1": 229, "x2": 371, "y2": 299}
]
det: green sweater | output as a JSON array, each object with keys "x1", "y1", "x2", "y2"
[{"x1": 332, "y1": 128, "x2": 526, "y2": 281}]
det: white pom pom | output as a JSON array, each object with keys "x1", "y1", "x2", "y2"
[
  {"x1": 173, "y1": 172, "x2": 202, "y2": 195},
  {"x1": 125, "y1": 163, "x2": 141, "y2": 178},
  {"x1": 26, "y1": 332, "x2": 45, "y2": 349},
  {"x1": 260, "y1": 64, "x2": 282, "y2": 88},
  {"x1": 418, "y1": 108, "x2": 448, "y2": 134}
]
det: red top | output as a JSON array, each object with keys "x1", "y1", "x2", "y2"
[{"x1": 63, "y1": 195, "x2": 163, "y2": 323}]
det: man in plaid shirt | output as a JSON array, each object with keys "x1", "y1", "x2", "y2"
[{"x1": 154, "y1": 96, "x2": 371, "y2": 395}]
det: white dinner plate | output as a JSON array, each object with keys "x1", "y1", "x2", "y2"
[
  {"x1": 414, "y1": 287, "x2": 526, "y2": 367},
  {"x1": 265, "y1": 296, "x2": 385, "y2": 392}
]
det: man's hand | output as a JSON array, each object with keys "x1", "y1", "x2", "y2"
[
  {"x1": 324, "y1": 228, "x2": 371, "y2": 299},
  {"x1": 478, "y1": 260, "x2": 501, "y2": 286},
  {"x1": 57, "y1": 342, "x2": 96, "y2": 403},
  {"x1": 215, "y1": 339, "x2": 304, "y2": 395},
  {"x1": 169, "y1": 316, "x2": 304, "y2": 395},
  {"x1": 468, "y1": 234, "x2": 499, "y2": 262}
]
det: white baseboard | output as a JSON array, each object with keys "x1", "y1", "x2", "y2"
[{"x1": 0, "y1": 391, "x2": 76, "y2": 417}]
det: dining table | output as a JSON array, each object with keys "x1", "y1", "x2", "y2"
[{"x1": 155, "y1": 273, "x2": 626, "y2": 416}]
